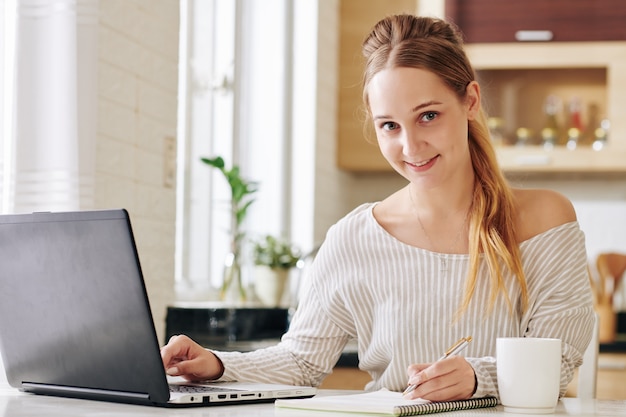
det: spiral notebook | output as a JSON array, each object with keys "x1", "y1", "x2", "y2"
[{"x1": 275, "y1": 388, "x2": 497, "y2": 416}]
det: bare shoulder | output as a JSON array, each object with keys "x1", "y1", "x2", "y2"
[{"x1": 513, "y1": 188, "x2": 577, "y2": 242}]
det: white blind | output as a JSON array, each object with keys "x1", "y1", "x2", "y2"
[
  {"x1": 3, "y1": 0, "x2": 98, "y2": 214},
  {"x1": 0, "y1": 0, "x2": 15, "y2": 212}
]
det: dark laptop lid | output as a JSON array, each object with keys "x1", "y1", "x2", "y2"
[{"x1": 0, "y1": 209, "x2": 170, "y2": 404}]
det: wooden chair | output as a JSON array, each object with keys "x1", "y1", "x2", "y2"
[
  {"x1": 596, "y1": 253, "x2": 626, "y2": 294},
  {"x1": 595, "y1": 252, "x2": 626, "y2": 342}
]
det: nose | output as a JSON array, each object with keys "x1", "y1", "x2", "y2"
[{"x1": 400, "y1": 127, "x2": 423, "y2": 157}]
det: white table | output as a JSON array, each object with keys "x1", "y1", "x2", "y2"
[{"x1": 1, "y1": 387, "x2": 625, "y2": 417}]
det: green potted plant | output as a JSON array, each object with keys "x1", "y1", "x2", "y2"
[
  {"x1": 201, "y1": 155, "x2": 258, "y2": 302},
  {"x1": 252, "y1": 235, "x2": 301, "y2": 307}
]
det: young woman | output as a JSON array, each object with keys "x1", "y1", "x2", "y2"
[{"x1": 161, "y1": 14, "x2": 594, "y2": 402}]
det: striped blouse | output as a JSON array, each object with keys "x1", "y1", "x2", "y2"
[{"x1": 214, "y1": 203, "x2": 595, "y2": 399}]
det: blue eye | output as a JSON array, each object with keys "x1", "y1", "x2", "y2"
[
  {"x1": 381, "y1": 121, "x2": 399, "y2": 131},
  {"x1": 421, "y1": 111, "x2": 438, "y2": 122}
]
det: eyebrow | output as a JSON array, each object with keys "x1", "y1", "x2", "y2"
[{"x1": 372, "y1": 100, "x2": 443, "y2": 120}]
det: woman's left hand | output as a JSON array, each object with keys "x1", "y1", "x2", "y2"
[{"x1": 403, "y1": 356, "x2": 476, "y2": 401}]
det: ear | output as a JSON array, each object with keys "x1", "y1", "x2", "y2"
[{"x1": 465, "y1": 81, "x2": 481, "y2": 120}]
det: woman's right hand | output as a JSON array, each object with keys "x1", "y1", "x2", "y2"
[{"x1": 160, "y1": 335, "x2": 224, "y2": 381}]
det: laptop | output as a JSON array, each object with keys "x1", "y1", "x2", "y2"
[{"x1": 0, "y1": 209, "x2": 316, "y2": 407}]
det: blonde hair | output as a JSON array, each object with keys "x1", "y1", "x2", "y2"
[{"x1": 362, "y1": 14, "x2": 528, "y2": 315}]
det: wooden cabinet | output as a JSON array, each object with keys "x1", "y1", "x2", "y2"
[
  {"x1": 320, "y1": 367, "x2": 372, "y2": 390},
  {"x1": 467, "y1": 41, "x2": 626, "y2": 174},
  {"x1": 337, "y1": 0, "x2": 417, "y2": 172},
  {"x1": 445, "y1": 0, "x2": 626, "y2": 43}
]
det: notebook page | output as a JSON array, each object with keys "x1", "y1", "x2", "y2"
[{"x1": 275, "y1": 388, "x2": 428, "y2": 415}]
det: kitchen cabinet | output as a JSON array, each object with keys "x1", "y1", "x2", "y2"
[
  {"x1": 444, "y1": 0, "x2": 626, "y2": 174},
  {"x1": 320, "y1": 367, "x2": 372, "y2": 390},
  {"x1": 336, "y1": 0, "x2": 417, "y2": 172},
  {"x1": 445, "y1": 0, "x2": 626, "y2": 43},
  {"x1": 467, "y1": 41, "x2": 626, "y2": 174}
]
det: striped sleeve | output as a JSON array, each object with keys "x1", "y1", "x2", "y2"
[{"x1": 213, "y1": 284, "x2": 351, "y2": 386}]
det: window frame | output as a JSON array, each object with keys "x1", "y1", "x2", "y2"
[{"x1": 175, "y1": 0, "x2": 310, "y2": 299}]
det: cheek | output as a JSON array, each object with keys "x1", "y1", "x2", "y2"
[
  {"x1": 376, "y1": 135, "x2": 389, "y2": 155},
  {"x1": 447, "y1": 119, "x2": 470, "y2": 147},
  {"x1": 376, "y1": 134, "x2": 398, "y2": 157}
]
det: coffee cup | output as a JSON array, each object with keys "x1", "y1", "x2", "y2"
[{"x1": 496, "y1": 337, "x2": 561, "y2": 414}]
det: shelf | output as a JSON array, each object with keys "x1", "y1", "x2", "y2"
[
  {"x1": 496, "y1": 146, "x2": 626, "y2": 174},
  {"x1": 465, "y1": 41, "x2": 626, "y2": 69}
]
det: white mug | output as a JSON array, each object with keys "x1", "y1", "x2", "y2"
[{"x1": 496, "y1": 337, "x2": 561, "y2": 414}]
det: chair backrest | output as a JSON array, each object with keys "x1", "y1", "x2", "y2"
[
  {"x1": 596, "y1": 252, "x2": 626, "y2": 304},
  {"x1": 595, "y1": 252, "x2": 626, "y2": 343},
  {"x1": 576, "y1": 312, "x2": 599, "y2": 399}
]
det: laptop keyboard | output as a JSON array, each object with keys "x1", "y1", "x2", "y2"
[{"x1": 169, "y1": 384, "x2": 235, "y2": 394}]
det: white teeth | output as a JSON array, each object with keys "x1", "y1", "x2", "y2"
[{"x1": 410, "y1": 158, "x2": 431, "y2": 167}]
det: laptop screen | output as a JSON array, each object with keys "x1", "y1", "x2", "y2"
[{"x1": 0, "y1": 210, "x2": 170, "y2": 404}]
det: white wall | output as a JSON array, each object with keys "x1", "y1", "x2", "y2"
[
  {"x1": 97, "y1": 0, "x2": 179, "y2": 343},
  {"x1": 312, "y1": 0, "x2": 355, "y2": 245},
  {"x1": 515, "y1": 177, "x2": 626, "y2": 269}
]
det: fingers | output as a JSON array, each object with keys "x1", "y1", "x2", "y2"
[
  {"x1": 403, "y1": 363, "x2": 429, "y2": 393},
  {"x1": 161, "y1": 335, "x2": 193, "y2": 367},
  {"x1": 165, "y1": 353, "x2": 203, "y2": 379},
  {"x1": 403, "y1": 356, "x2": 476, "y2": 401},
  {"x1": 161, "y1": 335, "x2": 223, "y2": 381}
]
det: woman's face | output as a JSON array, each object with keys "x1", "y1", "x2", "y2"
[{"x1": 367, "y1": 66, "x2": 480, "y2": 189}]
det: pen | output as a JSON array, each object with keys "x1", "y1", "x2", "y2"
[{"x1": 402, "y1": 336, "x2": 473, "y2": 395}]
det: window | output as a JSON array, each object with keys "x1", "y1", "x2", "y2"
[{"x1": 176, "y1": 0, "x2": 313, "y2": 296}]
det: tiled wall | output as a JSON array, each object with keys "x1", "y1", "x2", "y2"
[
  {"x1": 313, "y1": 0, "x2": 355, "y2": 244},
  {"x1": 97, "y1": 0, "x2": 179, "y2": 342}
]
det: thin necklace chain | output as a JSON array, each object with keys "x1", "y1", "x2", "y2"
[{"x1": 408, "y1": 189, "x2": 469, "y2": 270}]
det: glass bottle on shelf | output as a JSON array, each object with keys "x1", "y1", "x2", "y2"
[
  {"x1": 592, "y1": 119, "x2": 610, "y2": 151},
  {"x1": 565, "y1": 97, "x2": 583, "y2": 150},
  {"x1": 515, "y1": 127, "x2": 532, "y2": 147},
  {"x1": 566, "y1": 128, "x2": 580, "y2": 150},
  {"x1": 488, "y1": 117, "x2": 506, "y2": 146},
  {"x1": 542, "y1": 95, "x2": 562, "y2": 149},
  {"x1": 541, "y1": 128, "x2": 557, "y2": 150},
  {"x1": 581, "y1": 103, "x2": 600, "y2": 146}
]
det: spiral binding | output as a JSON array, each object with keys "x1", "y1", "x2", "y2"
[{"x1": 393, "y1": 396, "x2": 498, "y2": 416}]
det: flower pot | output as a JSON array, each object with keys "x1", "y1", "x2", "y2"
[{"x1": 254, "y1": 265, "x2": 289, "y2": 307}]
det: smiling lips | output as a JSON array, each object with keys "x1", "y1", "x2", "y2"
[{"x1": 407, "y1": 155, "x2": 439, "y2": 171}]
